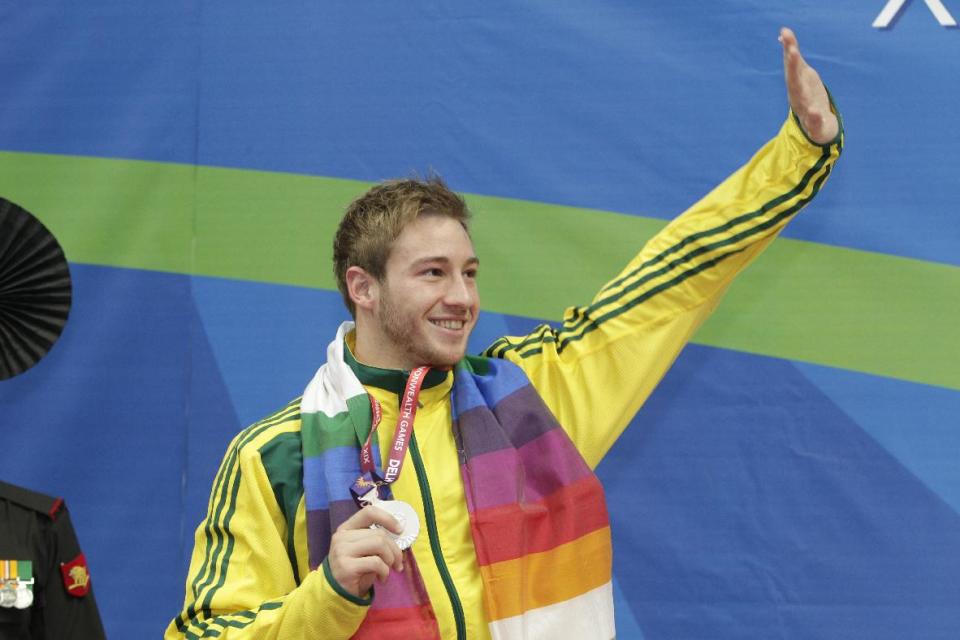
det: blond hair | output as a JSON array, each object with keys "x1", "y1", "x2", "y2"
[{"x1": 332, "y1": 176, "x2": 471, "y2": 316}]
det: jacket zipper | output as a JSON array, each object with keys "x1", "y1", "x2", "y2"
[{"x1": 409, "y1": 433, "x2": 467, "y2": 639}]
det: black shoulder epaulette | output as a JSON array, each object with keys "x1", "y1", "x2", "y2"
[{"x1": 0, "y1": 480, "x2": 64, "y2": 520}]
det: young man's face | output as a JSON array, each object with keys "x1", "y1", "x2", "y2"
[{"x1": 369, "y1": 213, "x2": 480, "y2": 370}]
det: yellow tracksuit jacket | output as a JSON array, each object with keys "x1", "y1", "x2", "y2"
[{"x1": 166, "y1": 112, "x2": 843, "y2": 639}]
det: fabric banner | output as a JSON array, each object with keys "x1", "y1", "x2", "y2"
[{"x1": 0, "y1": 2, "x2": 957, "y2": 637}]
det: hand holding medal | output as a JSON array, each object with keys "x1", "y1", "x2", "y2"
[
  {"x1": 327, "y1": 507, "x2": 406, "y2": 598},
  {"x1": 356, "y1": 487, "x2": 421, "y2": 551}
]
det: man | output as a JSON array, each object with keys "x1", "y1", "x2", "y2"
[
  {"x1": 0, "y1": 481, "x2": 106, "y2": 640},
  {"x1": 167, "y1": 28, "x2": 842, "y2": 639}
]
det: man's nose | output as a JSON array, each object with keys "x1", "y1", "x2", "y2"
[{"x1": 444, "y1": 274, "x2": 473, "y2": 308}]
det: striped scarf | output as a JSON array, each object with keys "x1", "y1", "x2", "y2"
[{"x1": 301, "y1": 322, "x2": 614, "y2": 639}]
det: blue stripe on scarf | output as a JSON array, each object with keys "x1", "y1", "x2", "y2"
[
  {"x1": 452, "y1": 358, "x2": 530, "y2": 420},
  {"x1": 303, "y1": 445, "x2": 365, "y2": 510}
]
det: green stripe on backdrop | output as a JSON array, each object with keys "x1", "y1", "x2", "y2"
[
  {"x1": 1, "y1": 151, "x2": 957, "y2": 390},
  {"x1": 0, "y1": 152, "x2": 195, "y2": 273}
]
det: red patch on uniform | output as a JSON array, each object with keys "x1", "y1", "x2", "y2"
[{"x1": 60, "y1": 553, "x2": 91, "y2": 597}]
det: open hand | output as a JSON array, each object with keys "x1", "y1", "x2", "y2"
[{"x1": 781, "y1": 27, "x2": 840, "y2": 145}]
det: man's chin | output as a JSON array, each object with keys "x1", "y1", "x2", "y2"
[
  {"x1": 420, "y1": 345, "x2": 467, "y2": 368},
  {"x1": 428, "y1": 353, "x2": 465, "y2": 369}
]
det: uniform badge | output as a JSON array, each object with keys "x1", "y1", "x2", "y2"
[
  {"x1": 60, "y1": 553, "x2": 91, "y2": 597},
  {"x1": 1, "y1": 560, "x2": 34, "y2": 609}
]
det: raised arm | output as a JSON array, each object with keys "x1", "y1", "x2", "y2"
[{"x1": 484, "y1": 29, "x2": 843, "y2": 469}]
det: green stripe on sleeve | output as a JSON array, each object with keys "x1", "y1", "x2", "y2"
[
  {"x1": 177, "y1": 402, "x2": 299, "y2": 633},
  {"x1": 193, "y1": 412, "x2": 301, "y2": 624},
  {"x1": 594, "y1": 145, "x2": 831, "y2": 300},
  {"x1": 184, "y1": 602, "x2": 283, "y2": 639},
  {"x1": 495, "y1": 150, "x2": 835, "y2": 358}
]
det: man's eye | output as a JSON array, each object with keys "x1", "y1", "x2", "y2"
[
  {"x1": 464, "y1": 269, "x2": 478, "y2": 279},
  {"x1": 424, "y1": 268, "x2": 443, "y2": 277}
]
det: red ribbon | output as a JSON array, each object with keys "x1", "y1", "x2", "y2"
[{"x1": 359, "y1": 366, "x2": 430, "y2": 484}]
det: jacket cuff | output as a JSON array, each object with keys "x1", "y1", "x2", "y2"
[
  {"x1": 790, "y1": 87, "x2": 843, "y2": 149},
  {"x1": 322, "y1": 557, "x2": 374, "y2": 607}
]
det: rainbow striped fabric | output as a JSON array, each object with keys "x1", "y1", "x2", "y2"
[{"x1": 301, "y1": 323, "x2": 613, "y2": 639}]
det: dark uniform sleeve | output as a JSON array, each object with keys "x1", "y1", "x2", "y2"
[
  {"x1": 41, "y1": 502, "x2": 106, "y2": 640},
  {"x1": 0, "y1": 481, "x2": 106, "y2": 640}
]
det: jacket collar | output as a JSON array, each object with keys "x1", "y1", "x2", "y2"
[{"x1": 342, "y1": 332, "x2": 451, "y2": 395}]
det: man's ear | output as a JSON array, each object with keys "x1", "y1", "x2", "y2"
[{"x1": 345, "y1": 266, "x2": 379, "y2": 313}]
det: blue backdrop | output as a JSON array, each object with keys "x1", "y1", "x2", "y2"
[{"x1": 1, "y1": 2, "x2": 958, "y2": 638}]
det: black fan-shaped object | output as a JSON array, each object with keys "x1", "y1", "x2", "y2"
[{"x1": 0, "y1": 198, "x2": 72, "y2": 380}]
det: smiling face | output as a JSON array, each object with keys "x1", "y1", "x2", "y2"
[{"x1": 353, "y1": 213, "x2": 479, "y2": 370}]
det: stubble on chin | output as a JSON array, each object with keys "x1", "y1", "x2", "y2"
[
  {"x1": 377, "y1": 286, "x2": 473, "y2": 368},
  {"x1": 376, "y1": 298, "x2": 451, "y2": 368}
]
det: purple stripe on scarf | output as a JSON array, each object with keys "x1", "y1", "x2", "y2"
[
  {"x1": 461, "y1": 428, "x2": 593, "y2": 513},
  {"x1": 456, "y1": 384, "x2": 558, "y2": 457},
  {"x1": 306, "y1": 499, "x2": 359, "y2": 570},
  {"x1": 306, "y1": 508, "x2": 332, "y2": 570},
  {"x1": 368, "y1": 563, "x2": 421, "y2": 609}
]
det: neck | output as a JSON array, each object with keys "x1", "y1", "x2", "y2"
[
  {"x1": 343, "y1": 331, "x2": 449, "y2": 393},
  {"x1": 352, "y1": 320, "x2": 412, "y2": 371}
]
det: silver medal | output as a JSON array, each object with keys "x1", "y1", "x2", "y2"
[
  {"x1": 369, "y1": 499, "x2": 420, "y2": 551},
  {"x1": 14, "y1": 585, "x2": 33, "y2": 610},
  {"x1": 0, "y1": 585, "x2": 15, "y2": 608}
]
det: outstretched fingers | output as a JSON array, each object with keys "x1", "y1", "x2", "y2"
[{"x1": 779, "y1": 27, "x2": 839, "y2": 144}]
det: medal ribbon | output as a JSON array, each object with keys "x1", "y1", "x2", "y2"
[{"x1": 355, "y1": 366, "x2": 430, "y2": 500}]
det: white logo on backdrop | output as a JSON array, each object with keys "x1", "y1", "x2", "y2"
[{"x1": 874, "y1": 0, "x2": 958, "y2": 28}]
